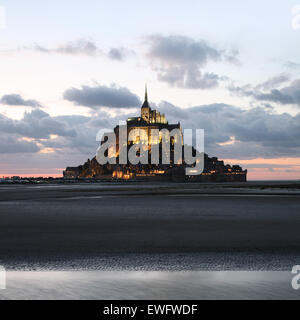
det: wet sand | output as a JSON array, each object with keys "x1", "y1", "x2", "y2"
[
  {"x1": 0, "y1": 183, "x2": 300, "y2": 270},
  {"x1": 2, "y1": 271, "x2": 299, "y2": 300}
]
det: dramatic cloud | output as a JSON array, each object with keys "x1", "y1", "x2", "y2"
[
  {"x1": 157, "y1": 102, "x2": 300, "y2": 159},
  {"x1": 47, "y1": 114, "x2": 117, "y2": 153},
  {"x1": 229, "y1": 75, "x2": 300, "y2": 107},
  {"x1": 146, "y1": 35, "x2": 239, "y2": 89},
  {"x1": 0, "y1": 94, "x2": 42, "y2": 108},
  {"x1": 1, "y1": 96, "x2": 300, "y2": 162},
  {"x1": 0, "y1": 109, "x2": 76, "y2": 139},
  {"x1": 63, "y1": 84, "x2": 141, "y2": 109},
  {"x1": 0, "y1": 107, "x2": 119, "y2": 155},
  {"x1": 0, "y1": 136, "x2": 40, "y2": 154}
]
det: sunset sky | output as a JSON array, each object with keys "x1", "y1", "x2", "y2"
[{"x1": 0, "y1": 0, "x2": 300, "y2": 180}]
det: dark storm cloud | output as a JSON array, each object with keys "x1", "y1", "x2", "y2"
[
  {"x1": 146, "y1": 34, "x2": 239, "y2": 89},
  {"x1": 1, "y1": 94, "x2": 42, "y2": 108},
  {"x1": 229, "y1": 76, "x2": 300, "y2": 106},
  {"x1": 63, "y1": 84, "x2": 141, "y2": 109}
]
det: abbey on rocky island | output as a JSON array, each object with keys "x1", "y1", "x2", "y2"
[{"x1": 64, "y1": 87, "x2": 247, "y2": 182}]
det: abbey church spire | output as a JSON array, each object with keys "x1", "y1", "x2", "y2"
[
  {"x1": 141, "y1": 84, "x2": 150, "y2": 110},
  {"x1": 145, "y1": 84, "x2": 148, "y2": 102},
  {"x1": 139, "y1": 85, "x2": 166, "y2": 124}
]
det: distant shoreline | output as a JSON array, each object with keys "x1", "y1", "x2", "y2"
[{"x1": 1, "y1": 177, "x2": 300, "y2": 186}]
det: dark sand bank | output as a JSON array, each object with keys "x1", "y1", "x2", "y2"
[
  {"x1": 0, "y1": 183, "x2": 300, "y2": 270},
  {"x1": 0, "y1": 181, "x2": 300, "y2": 201}
]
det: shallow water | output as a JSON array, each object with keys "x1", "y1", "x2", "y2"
[{"x1": 0, "y1": 271, "x2": 300, "y2": 300}]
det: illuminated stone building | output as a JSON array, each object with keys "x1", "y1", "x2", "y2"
[
  {"x1": 103, "y1": 86, "x2": 184, "y2": 180},
  {"x1": 111, "y1": 86, "x2": 183, "y2": 162},
  {"x1": 63, "y1": 87, "x2": 247, "y2": 182}
]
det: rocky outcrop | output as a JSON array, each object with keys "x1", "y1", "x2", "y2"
[{"x1": 63, "y1": 153, "x2": 247, "y2": 182}]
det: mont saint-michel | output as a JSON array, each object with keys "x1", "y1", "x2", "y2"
[{"x1": 64, "y1": 88, "x2": 247, "y2": 182}]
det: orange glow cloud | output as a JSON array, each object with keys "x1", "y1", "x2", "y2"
[
  {"x1": 1, "y1": 158, "x2": 300, "y2": 180},
  {"x1": 38, "y1": 148, "x2": 56, "y2": 154},
  {"x1": 223, "y1": 157, "x2": 300, "y2": 166},
  {"x1": 223, "y1": 157, "x2": 300, "y2": 180},
  {"x1": 0, "y1": 173, "x2": 62, "y2": 178}
]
